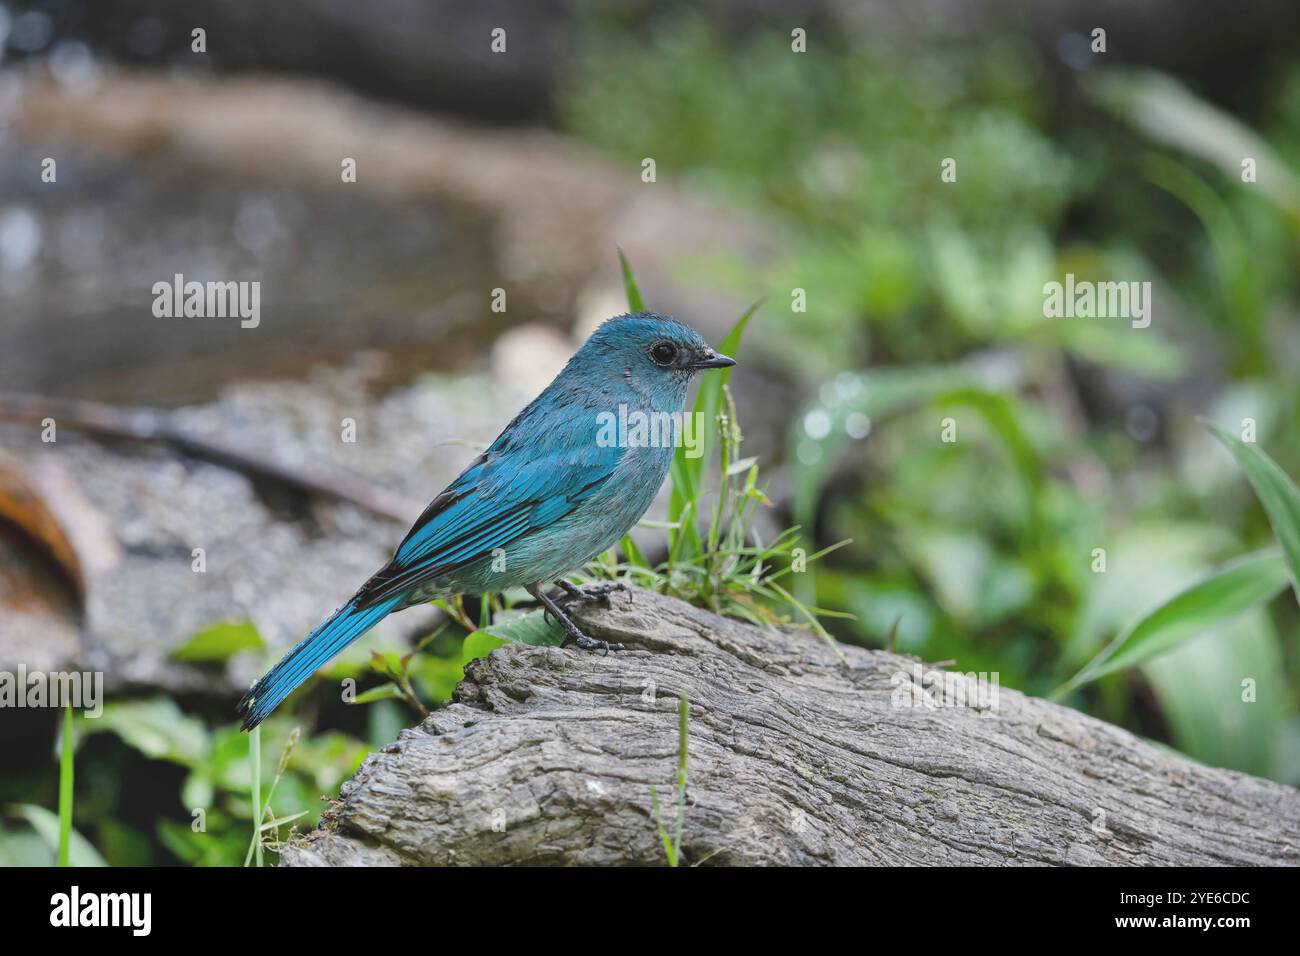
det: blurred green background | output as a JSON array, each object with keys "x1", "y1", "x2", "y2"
[{"x1": 563, "y1": 9, "x2": 1300, "y2": 785}]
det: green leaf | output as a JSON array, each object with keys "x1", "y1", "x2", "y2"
[
  {"x1": 1143, "y1": 607, "x2": 1285, "y2": 777},
  {"x1": 0, "y1": 828, "x2": 57, "y2": 866},
  {"x1": 1205, "y1": 421, "x2": 1300, "y2": 604},
  {"x1": 368, "y1": 650, "x2": 404, "y2": 680},
  {"x1": 84, "y1": 698, "x2": 210, "y2": 766},
  {"x1": 1054, "y1": 550, "x2": 1290, "y2": 698},
  {"x1": 347, "y1": 683, "x2": 405, "y2": 706},
  {"x1": 156, "y1": 818, "x2": 207, "y2": 865},
  {"x1": 1059, "y1": 521, "x2": 1233, "y2": 673},
  {"x1": 408, "y1": 654, "x2": 470, "y2": 705},
  {"x1": 1087, "y1": 69, "x2": 1300, "y2": 217},
  {"x1": 172, "y1": 621, "x2": 263, "y2": 662},
  {"x1": 461, "y1": 630, "x2": 506, "y2": 665},
  {"x1": 15, "y1": 804, "x2": 108, "y2": 867},
  {"x1": 476, "y1": 610, "x2": 564, "y2": 658},
  {"x1": 937, "y1": 388, "x2": 1042, "y2": 492}
]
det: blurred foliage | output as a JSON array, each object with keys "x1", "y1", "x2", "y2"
[
  {"x1": 562, "y1": 13, "x2": 1300, "y2": 784},
  {"x1": 0, "y1": 622, "x2": 476, "y2": 865},
  {"x1": 564, "y1": 14, "x2": 1081, "y2": 372}
]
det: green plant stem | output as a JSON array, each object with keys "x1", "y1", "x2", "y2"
[
  {"x1": 58, "y1": 702, "x2": 73, "y2": 867},
  {"x1": 247, "y1": 725, "x2": 263, "y2": 867}
]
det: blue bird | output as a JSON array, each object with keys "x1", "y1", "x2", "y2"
[{"x1": 238, "y1": 312, "x2": 735, "y2": 730}]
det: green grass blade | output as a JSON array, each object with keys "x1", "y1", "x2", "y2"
[
  {"x1": 1205, "y1": 421, "x2": 1300, "y2": 603},
  {"x1": 619, "y1": 533, "x2": 647, "y2": 571},
  {"x1": 649, "y1": 785, "x2": 676, "y2": 866},
  {"x1": 668, "y1": 300, "x2": 760, "y2": 555},
  {"x1": 259, "y1": 810, "x2": 310, "y2": 832},
  {"x1": 767, "y1": 580, "x2": 847, "y2": 661},
  {"x1": 685, "y1": 299, "x2": 758, "y2": 477},
  {"x1": 618, "y1": 248, "x2": 647, "y2": 312},
  {"x1": 667, "y1": 456, "x2": 704, "y2": 559},
  {"x1": 245, "y1": 725, "x2": 263, "y2": 867},
  {"x1": 1053, "y1": 549, "x2": 1290, "y2": 698},
  {"x1": 676, "y1": 692, "x2": 689, "y2": 790},
  {"x1": 58, "y1": 703, "x2": 73, "y2": 867}
]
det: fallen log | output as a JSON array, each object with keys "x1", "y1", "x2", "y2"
[
  {"x1": 281, "y1": 588, "x2": 1300, "y2": 866},
  {"x1": 0, "y1": 392, "x2": 423, "y2": 524}
]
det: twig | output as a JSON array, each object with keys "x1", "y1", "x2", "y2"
[{"x1": 886, "y1": 612, "x2": 903, "y2": 654}]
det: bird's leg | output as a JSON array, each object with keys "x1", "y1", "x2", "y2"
[
  {"x1": 527, "y1": 583, "x2": 624, "y2": 655},
  {"x1": 557, "y1": 579, "x2": 629, "y2": 607}
]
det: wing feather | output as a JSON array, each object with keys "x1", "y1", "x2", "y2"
[{"x1": 357, "y1": 427, "x2": 623, "y2": 606}]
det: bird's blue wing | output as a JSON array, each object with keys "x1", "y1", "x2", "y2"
[{"x1": 356, "y1": 427, "x2": 625, "y2": 605}]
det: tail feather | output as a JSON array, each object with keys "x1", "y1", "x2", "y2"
[{"x1": 238, "y1": 595, "x2": 402, "y2": 730}]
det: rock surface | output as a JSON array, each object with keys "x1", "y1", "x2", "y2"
[
  {"x1": 8, "y1": 68, "x2": 775, "y2": 353},
  {"x1": 281, "y1": 588, "x2": 1300, "y2": 866},
  {"x1": 0, "y1": 371, "x2": 520, "y2": 694}
]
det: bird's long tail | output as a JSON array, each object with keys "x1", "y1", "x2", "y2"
[{"x1": 237, "y1": 593, "x2": 402, "y2": 731}]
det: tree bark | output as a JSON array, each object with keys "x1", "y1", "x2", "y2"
[{"x1": 280, "y1": 589, "x2": 1300, "y2": 866}]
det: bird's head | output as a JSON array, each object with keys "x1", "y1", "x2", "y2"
[{"x1": 579, "y1": 312, "x2": 735, "y2": 399}]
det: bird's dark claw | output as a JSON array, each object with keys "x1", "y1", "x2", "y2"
[
  {"x1": 529, "y1": 582, "x2": 626, "y2": 655},
  {"x1": 557, "y1": 580, "x2": 629, "y2": 607},
  {"x1": 556, "y1": 581, "x2": 627, "y2": 653},
  {"x1": 561, "y1": 627, "x2": 624, "y2": 655}
]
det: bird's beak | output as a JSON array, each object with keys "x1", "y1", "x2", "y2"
[{"x1": 692, "y1": 350, "x2": 737, "y2": 370}]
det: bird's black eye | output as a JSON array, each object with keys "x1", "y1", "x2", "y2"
[{"x1": 650, "y1": 341, "x2": 678, "y2": 367}]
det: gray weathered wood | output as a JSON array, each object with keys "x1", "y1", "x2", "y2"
[{"x1": 281, "y1": 588, "x2": 1300, "y2": 866}]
